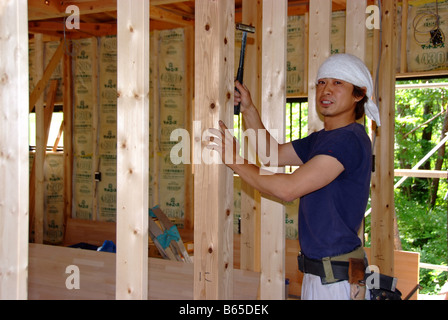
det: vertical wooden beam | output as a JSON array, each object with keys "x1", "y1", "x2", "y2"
[
  {"x1": 370, "y1": 1, "x2": 397, "y2": 278},
  {"x1": 116, "y1": 0, "x2": 150, "y2": 300},
  {"x1": 91, "y1": 39, "x2": 99, "y2": 221},
  {"x1": 307, "y1": 0, "x2": 331, "y2": 134},
  {"x1": 345, "y1": 0, "x2": 367, "y2": 242},
  {"x1": 345, "y1": 0, "x2": 367, "y2": 60},
  {"x1": 259, "y1": 0, "x2": 287, "y2": 300},
  {"x1": 400, "y1": 0, "x2": 409, "y2": 74},
  {"x1": 240, "y1": 0, "x2": 262, "y2": 273},
  {"x1": 0, "y1": 0, "x2": 29, "y2": 300},
  {"x1": 194, "y1": 0, "x2": 234, "y2": 300},
  {"x1": 184, "y1": 26, "x2": 194, "y2": 230},
  {"x1": 34, "y1": 34, "x2": 45, "y2": 244},
  {"x1": 151, "y1": 30, "x2": 160, "y2": 208},
  {"x1": 63, "y1": 41, "x2": 74, "y2": 233}
]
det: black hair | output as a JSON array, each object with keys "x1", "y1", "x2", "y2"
[{"x1": 353, "y1": 85, "x2": 368, "y2": 121}]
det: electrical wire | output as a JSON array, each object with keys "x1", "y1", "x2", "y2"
[
  {"x1": 371, "y1": 0, "x2": 383, "y2": 173},
  {"x1": 412, "y1": 0, "x2": 445, "y2": 47}
]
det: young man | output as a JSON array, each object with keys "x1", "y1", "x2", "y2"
[{"x1": 207, "y1": 54, "x2": 380, "y2": 300}]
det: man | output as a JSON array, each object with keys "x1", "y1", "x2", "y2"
[{"x1": 207, "y1": 54, "x2": 380, "y2": 300}]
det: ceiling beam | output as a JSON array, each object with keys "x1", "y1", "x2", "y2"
[
  {"x1": 150, "y1": 5, "x2": 194, "y2": 27},
  {"x1": 29, "y1": 20, "x2": 117, "y2": 38}
]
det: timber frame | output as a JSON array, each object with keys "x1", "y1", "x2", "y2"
[{"x1": 1, "y1": 0, "x2": 446, "y2": 300}]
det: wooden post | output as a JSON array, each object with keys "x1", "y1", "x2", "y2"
[
  {"x1": 183, "y1": 26, "x2": 194, "y2": 230},
  {"x1": 370, "y1": 1, "x2": 397, "y2": 278},
  {"x1": 91, "y1": 39, "x2": 99, "y2": 221},
  {"x1": 150, "y1": 30, "x2": 160, "y2": 208},
  {"x1": 240, "y1": 0, "x2": 262, "y2": 273},
  {"x1": 63, "y1": 41, "x2": 74, "y2": 235},
  {"x1": 345, "y1": 0, "x2": 367, "y2": 242},
  {"x1": 34, "y1": 34, "x2": 45, "y2": 244},
  {"x1": 307, "y1": 0, "x2": 332, "y2": 134},
  {"x1": 259, "y1": 0, "x2": 287, "y2": 300},
  {"x1": 400, "y1": 0, "x2": 409, "y2": 74},
  {"x1": 0, "y1": 0, "x2": 29, "y2": 300},
  {"x1": 194, "y1": 0, "x2": 234, "y2": 300},
  {"x1": 345, "y1": 0, "x2": 367, "y2": 61},
  {"x1": 116, "y1": 0, "x2": 150, "y2": 300},
  {"x1": 29, "y1": 80, "x2": 58, "y2": 243}
]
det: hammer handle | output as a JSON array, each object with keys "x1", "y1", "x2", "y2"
[{"x1": 235, "y1": 32, "x2": 248, "y2": 115}]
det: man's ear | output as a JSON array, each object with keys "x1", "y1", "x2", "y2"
[{"x1": 355, "y1": 87, "x2": 367, "y2": 103}]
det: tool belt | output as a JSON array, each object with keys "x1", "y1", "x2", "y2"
[
  {"x1": 298, "y1": 247, "x2": 366, "y2": 285},
  {"x1": 298, "y1": 247, "x2": 402, "y2": 300}
]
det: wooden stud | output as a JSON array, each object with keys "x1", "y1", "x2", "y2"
[
  {"x1": 63, "y1": 41, "x2": 74, "y2": 237},
  {"x1": 183, "y1": 26, "x2": 194, "y2": 230},
  {"x1": 30, "y1": 80, "x2": 58, "y2": 243},
  {"x1": 116, "y1": 0, "x2": 150, "y2": 300},
  {"x1": 91, "y1": 39, "x2": 99, "y2": 221},
  {"x1": 345, "y1": 0, "x2": 367, "y2": 241},
  {"x1": 304, "y1": 12, "x2": 309, "y2": 95},
  {"x1": 259, "y1": 0, "x2": 287, "y2": 300},
  {"x1": 194, "y1": 0, "x2": 235, "y2": 300},
  {"x1": 240, "y1": 0, "x2": 262, "y2": 273},
  {"x1": 307, "y1": 0, "x2": 332, "y2": 134},
  {"x1": 150, "y1": 30, "x2": 160, "y2": 209},
  {"x1": 0, "y1": 0, "x2": 29, "y2": 300},
  {"x1": 33, "y1": 34, "x2": 45, "y2": 244},
  {"x1": 345, "y1": 0, "x2": 367, "y2": 61},
  {"x1": 400, "y1": 0, "x2": 409, "y2": 74},
  {"x1": 370, "y1": 0, "x2": 398, "y2": 278}
]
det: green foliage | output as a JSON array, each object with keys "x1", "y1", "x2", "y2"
[
  {"x1": 286, "y1": 101, "x2": 309, "y2": 141},
  {"x1": 381, "y1": 78, "x2": 448, "y2": 295},
  {"x1": 394, "y1": 191, "x2": 447, "y2": 294}
]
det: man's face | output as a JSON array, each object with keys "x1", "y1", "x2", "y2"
[{"x1": 316, "y1": 78, "x2": 362, "y2": 120}]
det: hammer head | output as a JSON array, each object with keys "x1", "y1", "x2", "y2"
[{"x1": 236, "y1": 23, "x2": 255, "y2": 33}]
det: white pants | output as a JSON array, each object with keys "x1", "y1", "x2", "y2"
[
  {"x1": 301, "y1": 273, "x2": 371, "y2": 300},
  {"x1": 301, "y1": 274, "x2": 351, "y2": 300}
]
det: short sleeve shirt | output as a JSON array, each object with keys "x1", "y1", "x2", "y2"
[{"x1": 292, "y1": 123, "x2": 372, "y2": 259}]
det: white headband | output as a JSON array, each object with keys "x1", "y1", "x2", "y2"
[{"x1": 317, "y1": 53, "x2": 381, "y2": 126}]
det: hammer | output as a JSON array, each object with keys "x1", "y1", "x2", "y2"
[{"x1": 235, "y1": 23, "x2": 255, "y2": 115}]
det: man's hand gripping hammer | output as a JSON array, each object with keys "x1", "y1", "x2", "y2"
[{"x1": 235, "y1": 23, "x2": 255, "y2": 115}]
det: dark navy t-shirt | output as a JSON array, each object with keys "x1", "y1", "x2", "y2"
[{"x1": 292, "y1": 123, "x2": 372, "y2": 260}]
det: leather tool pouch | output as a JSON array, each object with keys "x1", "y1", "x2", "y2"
[
  {"x1": 349, "y1": 258, "x2": 366, "y2": 300},
  {"x1": 366, "y1": 271, "x2": 402, "y2": 300}
]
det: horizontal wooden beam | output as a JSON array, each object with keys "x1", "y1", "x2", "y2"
[
  {"x1": 61, "y1": 0, "x2": 117, "y2": 15},
  {"x1": 28, "y1": 0, "x2": 194, "y2": 28},
  {"x1": 29, "y1": 21, "x2": 117, "y2": 38},
  {"x1": 28, "y1": 0, "x2": 117, "y2": 21},
  {"x1": 395, "y1": 169, "x2": 447, "y2": 179},
  {"x1": 150, "y1": 5, "x2": 194, "y2": 27}
]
